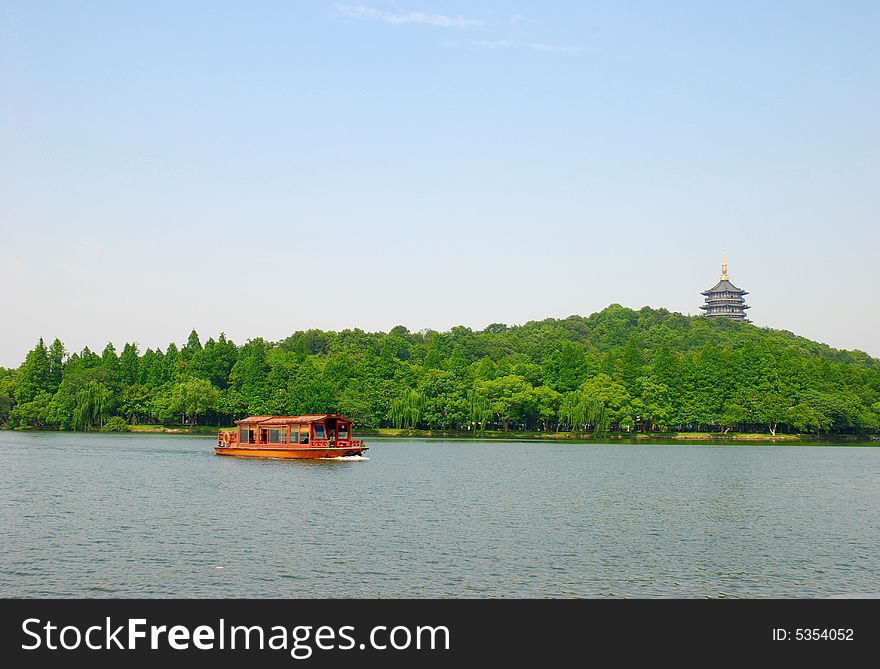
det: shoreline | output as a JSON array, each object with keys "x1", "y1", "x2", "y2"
[
  {"x1": 4, "y1": 424, "x2": 875, "y2": 444},
  {"x1": 361, "y1": 429, "x2": 878, "y2": 444}
]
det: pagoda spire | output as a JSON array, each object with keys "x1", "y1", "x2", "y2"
[{"x1": 720, "y1": 251, "x2": 728, "y2": 281}]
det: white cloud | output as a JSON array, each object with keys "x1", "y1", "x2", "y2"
[
  {"x1": 471, "y1": 40, "x2": 582, "y2": 54},
  {"x1": 334, "y1": 3, "x2": 481, "y2": 28},
  {"x1": 471, "y1": 39, "x2": 514, "y2": 49},
  {"x1": 529, "y1": 43, "x2": 582, "y2": 53}
]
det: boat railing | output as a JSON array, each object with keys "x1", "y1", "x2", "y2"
[
  {"x1": 309, "y1": 439, "x2": 364, "y2": 449},
  {"x1": 217, "y1": 433, "x2": 364, "y2": 449}
]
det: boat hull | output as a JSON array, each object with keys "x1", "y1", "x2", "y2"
[{"x1": 215, "y1": 446, "x2": 368, "y2": 460}]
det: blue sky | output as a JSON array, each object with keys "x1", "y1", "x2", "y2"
[{"x1": 2, "y1": 1, "x2": 878, "y2": 366}]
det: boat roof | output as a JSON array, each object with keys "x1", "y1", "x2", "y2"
[{"x1": 235, "y1": 414, "x2": 353, "y2": 426}]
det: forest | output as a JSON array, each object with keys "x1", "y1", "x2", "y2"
[{"x1": 1, "y1": 305, "x2": 878, "y2": 436}]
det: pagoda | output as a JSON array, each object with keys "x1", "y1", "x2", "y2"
[{"x1": 700, "y1": 256, "x2": 750, "y2": 321}]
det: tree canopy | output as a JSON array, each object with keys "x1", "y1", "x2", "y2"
[{"x1": 2, "y1": 305, "x2": 878, "y2": 435}]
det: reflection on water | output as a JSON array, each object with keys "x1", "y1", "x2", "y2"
[{"x1": 0, "y1": 432, "x2": 877, "y2": 598}]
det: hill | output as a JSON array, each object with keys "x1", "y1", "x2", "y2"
[{"x1": 2, "y1": 305, "x2": 878, "y2": 435}]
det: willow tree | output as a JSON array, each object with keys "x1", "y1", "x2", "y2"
[
  {"x1": 559, "y1": 391, "x2": 610, "y2": 435},
  {"x1": 71, "y1": 380, "x2": 114, "y2": 430},
  {"x1": 467, "y1": 390, "x2": 492, "y2": 433},
  {"x1": 389, "y1": 389, "x2": 424, "y2": 429}
]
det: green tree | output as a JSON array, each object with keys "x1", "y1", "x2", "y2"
[
  {"x1": 12, "y1": 391, "x2": 53, "y2": 428},
  {"x1": 468, "y1": 389, "x2": 492, "y2": 433},
  {"x1": 169, "y1": 378, "x2": 219, "y2": 426},
  {"x1": 2, "y1": 308, "x2": 877, "y2": 437},
  {"x1": 542, "y1": 341, "x2": 589, "y2": 393},
  {"x1": 389, "y1": 388, "x2": 424, "y2": 429},
  {"x1": 417, "y1": 369, "x2": 469, "y2": 429},
  {"x1": 286, "y1": 359, "x2": 335, "y2": 415},
  {"x1": 15, "y1": 339, "x2": 50, "y2": 404},
  {"x1": 229, "y1": 339, "x2": 270, "y2": 413},
  {"x1": 476, "y1": 375, "x2": 532, "y2": 431},
  {"x1": 182, "y1": 329, "x2": 203, "y2": 359},
  {"x1": 636, "y1": 377, "x2": 672, "y2": 431},
  {"x1": 60, "y1": 380, "x2": 115, "y2": 430},
  {"x1": 559, "y1": 392, "x2": 609, "y2": 434},
  {"x1": 0, "y1": 394, "x2": 13, "y2": 425},
  {"x1": 787, "y1": 403, "x2": 830, "y2": 435},
  {"x1": 101, "y1": 416, "x2": 131, "y2": 432},
  {"x1": 337, "y1": 386, "x2": 377, "y2": 428},
  {"x1": 531, "y1": 386, "x2": 562, "y2": 431},
  {"x1": 119, "y1": 384, "x2": 151, "y2": 424},
  {"x1": 47, "y1": 338, "x2": 66, "y2": 392},
  {"x1": 101, "y1": 343, "x2": 120, "y2": 381},
  {"x1": 119, "y1": 342, "x2": 140, "y2": 386}
]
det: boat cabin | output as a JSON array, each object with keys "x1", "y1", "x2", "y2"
[{"x1": 234, "y1": 414, "x2": 355, "y2": 449}]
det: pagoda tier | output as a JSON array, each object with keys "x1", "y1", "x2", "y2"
[{"x1": 700, "y1": 257, "x2": 750, "y2": 322}]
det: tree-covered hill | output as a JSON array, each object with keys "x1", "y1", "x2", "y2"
[{"x1": 2, "y1": 305, "x2": 878, "y2": 435}]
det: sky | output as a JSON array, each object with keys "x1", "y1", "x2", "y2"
[{"x1": 2, "y1": 1, "x2": 878, "y2": 367}]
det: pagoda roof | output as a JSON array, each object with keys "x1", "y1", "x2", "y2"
[{"x1": 702, "y1": 279, "x2": 747, "y2": 295}]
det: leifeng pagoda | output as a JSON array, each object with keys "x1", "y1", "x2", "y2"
[{"x1": 700, "y1": 256, "x2": 750, "y2": 321}]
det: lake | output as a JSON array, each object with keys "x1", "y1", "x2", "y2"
[{"x1": 1, "y1": 432, "x2": 877, "y2": 598}]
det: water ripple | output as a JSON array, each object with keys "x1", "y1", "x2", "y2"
[{"x1": 1, "y1": 433, "x2": 878, "y2": 597}]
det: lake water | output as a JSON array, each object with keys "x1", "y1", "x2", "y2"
[{"x1": 1, "y1": 432, "x2": 878, "y2": 598}]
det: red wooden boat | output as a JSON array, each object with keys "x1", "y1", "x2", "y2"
[{"x1": 216, "y1": 414, "x2": 368, "y2": 459}]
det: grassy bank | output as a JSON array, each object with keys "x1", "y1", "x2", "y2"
[
  {"x1": 356, "y1": 428, "x2": 870, "y2": 443},
  {"x1": 134, "y1": 424, "x2": 797, "y2": 440},
  {"x1": 8, "y1": 424, "x2": 876, "y2": 444},
  {"x1": 129, "y1": 424, "x2": 225, "y2": 435}
]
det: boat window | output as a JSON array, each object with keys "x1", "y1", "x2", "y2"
[
  {"x1": 338, "y1": 425, "x2": 349, "y2": 439},
  {"x1": 269, "y1": 429, "x2": 283, "y2": 444},
  {"x1": 289, "y1": 425, "x2": 298, "y2": 444},
  {"x1": 239, "y1": 426, "x2": 247, "y2": 443},
  {"x1": 299, "y1": 428, "x2": 309, "y2": 444},
  {"x1": 314, "y1": 424, "x2": 325, "y2": 440}
]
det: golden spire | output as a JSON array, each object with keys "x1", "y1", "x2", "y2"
[{"x1": 720, "y1": 251, "x2": 729, "y2": 281}]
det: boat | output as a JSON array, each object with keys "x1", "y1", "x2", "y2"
[{"x1": 216, "y1": 414, "x2": 368, "y2": 459}]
